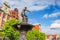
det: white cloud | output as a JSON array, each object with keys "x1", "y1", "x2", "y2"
[
  {"x1": 41, "y1": 25, "x2": 60, "y2": 34},
  {"x1": 41, "y1": 20, "x2": 60, "y2": 34},
  {"x1": 28, "y1": 5, "x2": 48, "y2": 11},
  {"x1": 50, "y1": 20, "x2": 60, "y2": 28},
  {"x1": 43, "y1": 14, "x2": 48, "y2": 18},
  {"x1": 49, "y1": 12, "x2": 60, "y2": 17},
  {"x1": 43, "y1": 12, "x2": 60, "y2": 18},
  {"x1": 0, "y1": 0, "x2": 60, "y2": 11}
]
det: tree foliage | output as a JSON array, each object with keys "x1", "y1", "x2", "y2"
[
  {"x1": 0, "y1": 32, "x2": 5, "y2": 37},
  {"x1": 26, "y1": 30, "x2": 45, "y2": 40},
  {"x1": 2, "y1": 18, "x2": 45, "y2": 40},
  {"x1": 2, "y1": 19, "x2": 21, "y2": 40}
]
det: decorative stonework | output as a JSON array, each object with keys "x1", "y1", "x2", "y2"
[{"x1": 0, "y1": 2, "x2": 10, "y2": 15}]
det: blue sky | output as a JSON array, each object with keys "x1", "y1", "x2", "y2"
[{"x1": 0, "y1": 0, "x2": 60, "y2": 35}]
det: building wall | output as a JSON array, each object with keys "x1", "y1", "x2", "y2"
[
  {"x1": 0, "y1": 12, "x2": 4, "y2": 27},
  {"x1": 33, "y1": 24, "x2": 41, "y2": 31},
  {"x1": 0, "y1": 8, "x2": 19, "y2": 28},
  {"x1": 46, "y1": 34, "x2": 60, "y2": 40},
  {"x1": 56, "y1": 35, "x2": 60, "y2": 40},
  {"x1": 0, "y1": 12, "x2": 8, "y2": 27},
  {"x1": 10, "y1": 8, "x2": 19, "y2": 19}
]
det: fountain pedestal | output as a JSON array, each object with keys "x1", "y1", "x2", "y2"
[
  {"x1": 13, "y1": 7, "x2": 34, "y2": 40},
  {"x1": 13, "y1": 22, "x2": 34, "y2": 40}
]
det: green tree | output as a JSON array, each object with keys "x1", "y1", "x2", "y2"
[
  {"x1": 26, "y1": 30, "x2": 45, "y2": 40},
  {"x1": 2, "y1": 19, "x2": 21, "y2": 40}
]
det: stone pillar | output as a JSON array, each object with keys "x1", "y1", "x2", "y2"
[
  {"x1": 20, "y1": 31, "x2": 27, "y2": 40},
  {"x1": 0, "y1": 12, "x2": 4, "y2": 27}
]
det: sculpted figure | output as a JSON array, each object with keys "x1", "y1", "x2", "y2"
[{"x1": 21, "y1": 7, "x2": 30, "y2": 23}]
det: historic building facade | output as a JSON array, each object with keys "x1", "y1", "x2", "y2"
[
  {"x1": 0, "y1": 8, "x2": 19, "y2": 28},
  {"x1": 46, "y1": 34, "x2": 60, "y2": 40}
]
